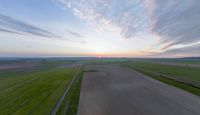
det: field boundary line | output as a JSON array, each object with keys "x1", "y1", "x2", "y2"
[
  {"x1": 51, "y1": 65, "x2": 81, "y2": 115},
  {"x1": 131, "y1": 66, "x2": 200, "y2": 89}
]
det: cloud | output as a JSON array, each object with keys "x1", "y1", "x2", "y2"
[
  {"x1": 80, "y1": 41, "x2": 87, "y2": 44},
  {"x1": 66, "y1": 30, "x2": 83, "y2": 38},
  {"x1": 24, "y1": 45, "x2": 35, "y2": 48},
  {"x1": 56, "y1": 0, "x2": 200, "y2": 54},
  {"x1": 157, "y1": 43, "x2": 200, "y2": 57},
  {"x1": 152, "y1": 0, "x2": 200, "y2": 45},
  {"x1": 0, "y1": 14, "x2": 61, "y2": 39},
  {"x1": 56, "y1": 0, "x2": 152, "y2": 39},
  {"x1": 161, "y1": 41, "x2": 181, "y2": 50},
  {"x1": 140, "y1": 51, "x2": 157, "y2": 55},
  {"x1": 0, "y1": 28, "x2": 20, "y2": 34}
]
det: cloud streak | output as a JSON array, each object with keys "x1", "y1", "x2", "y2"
[
  {"x1": 0, "y1": 14, "x2": 61, "y2": 39},
  {"x1": 66, "y1": 30, "x2": 83, "y2": 38},
  {"x1": 0, "y1": 28, "x2": 20, "y2": 34},
  {"x1": 156, "y1": 43, "x2": 200, "y2": 57}
]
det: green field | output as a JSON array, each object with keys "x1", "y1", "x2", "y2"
[
  {"x1": 124, "y1": 61, "x2": 200, "y2": 96},
  {"x1": 134, "y1": 58, "x2": 200, "y2": 66},
  {"x1": 0, "y1": 59, "x2": 83, "y2": 115}
]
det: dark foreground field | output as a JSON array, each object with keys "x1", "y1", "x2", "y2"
[{"x1": 78, "y1": 65, "x2": 200, "y2": 115}]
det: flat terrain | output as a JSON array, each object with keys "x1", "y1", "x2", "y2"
[
  {"x1": 78, "y1": 65, "x2": 200, "y2": 115},
  {"x1": 125, "y1": 61, "x2": 200, "y2": 89},
  {"x1": 0, "y1": 59, "x2": 82, "y2": 115}
]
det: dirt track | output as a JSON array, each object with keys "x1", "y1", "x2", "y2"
[{"x1": 77, "y1": 65, "x2": 200, "y2": 115}]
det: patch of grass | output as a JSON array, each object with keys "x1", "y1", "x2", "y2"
[
  {"x1": 126, "y1": 62, "x2": 200, "y2": 86},
  {"x1": 132, "y1": 67, "x2": 200, "y2": 96},
  {"x1": 56, "y1": 67, "x2": 84, "y2": 115},
  {"x1": 157, "y1": 59, "x2": 200, "y2": 65},
  {"x1": 124, "y1": 61, "x2": 200, "y2": 96}
]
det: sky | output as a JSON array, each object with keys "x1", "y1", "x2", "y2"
[{"x1": 0, "y1": 0, "x2": 200, "y2": 58}]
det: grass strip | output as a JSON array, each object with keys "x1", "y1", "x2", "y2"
[
  {"x1": 127, "y1": 66, "x2": 200, "y2": 96},
  {"x1": 56, "y1": 67, "x2": 84, "y2": 115}
]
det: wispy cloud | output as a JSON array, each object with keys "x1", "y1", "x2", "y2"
[
  {"x1": 80, "y1": 41, "x2": 86, "y2": 44},
  {"x1": 0, "y1": 14, "x2": 61, "y2": 39},
  {"x1": 152, "y1": 0, "x2": 200, "y2": 45},
  {"x1": 56, "y1": 0, "x2": 152, "y2": 39},
  {"x1": 66, "y1": 30, "x2": 83, "y2": 38},
  {"x1": 155, "y1": 43, "x2": 200, "y2": 57},
  {"x1": 161, "y1": 41, "x2": 181, "y2": 50},
  {"x1": 56, "y1": 0, "x2": 200, "y2": 55},
  {"x1": 24, "y1": 45, "x2": 35, "y2": 48},
  {"x1": 0, "y1": 28, "x2": 20, "y2": 34}
]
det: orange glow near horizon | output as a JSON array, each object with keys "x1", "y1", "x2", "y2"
[{"x1": 83, "y1": 51, "x2": 145, "y2": 58}]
